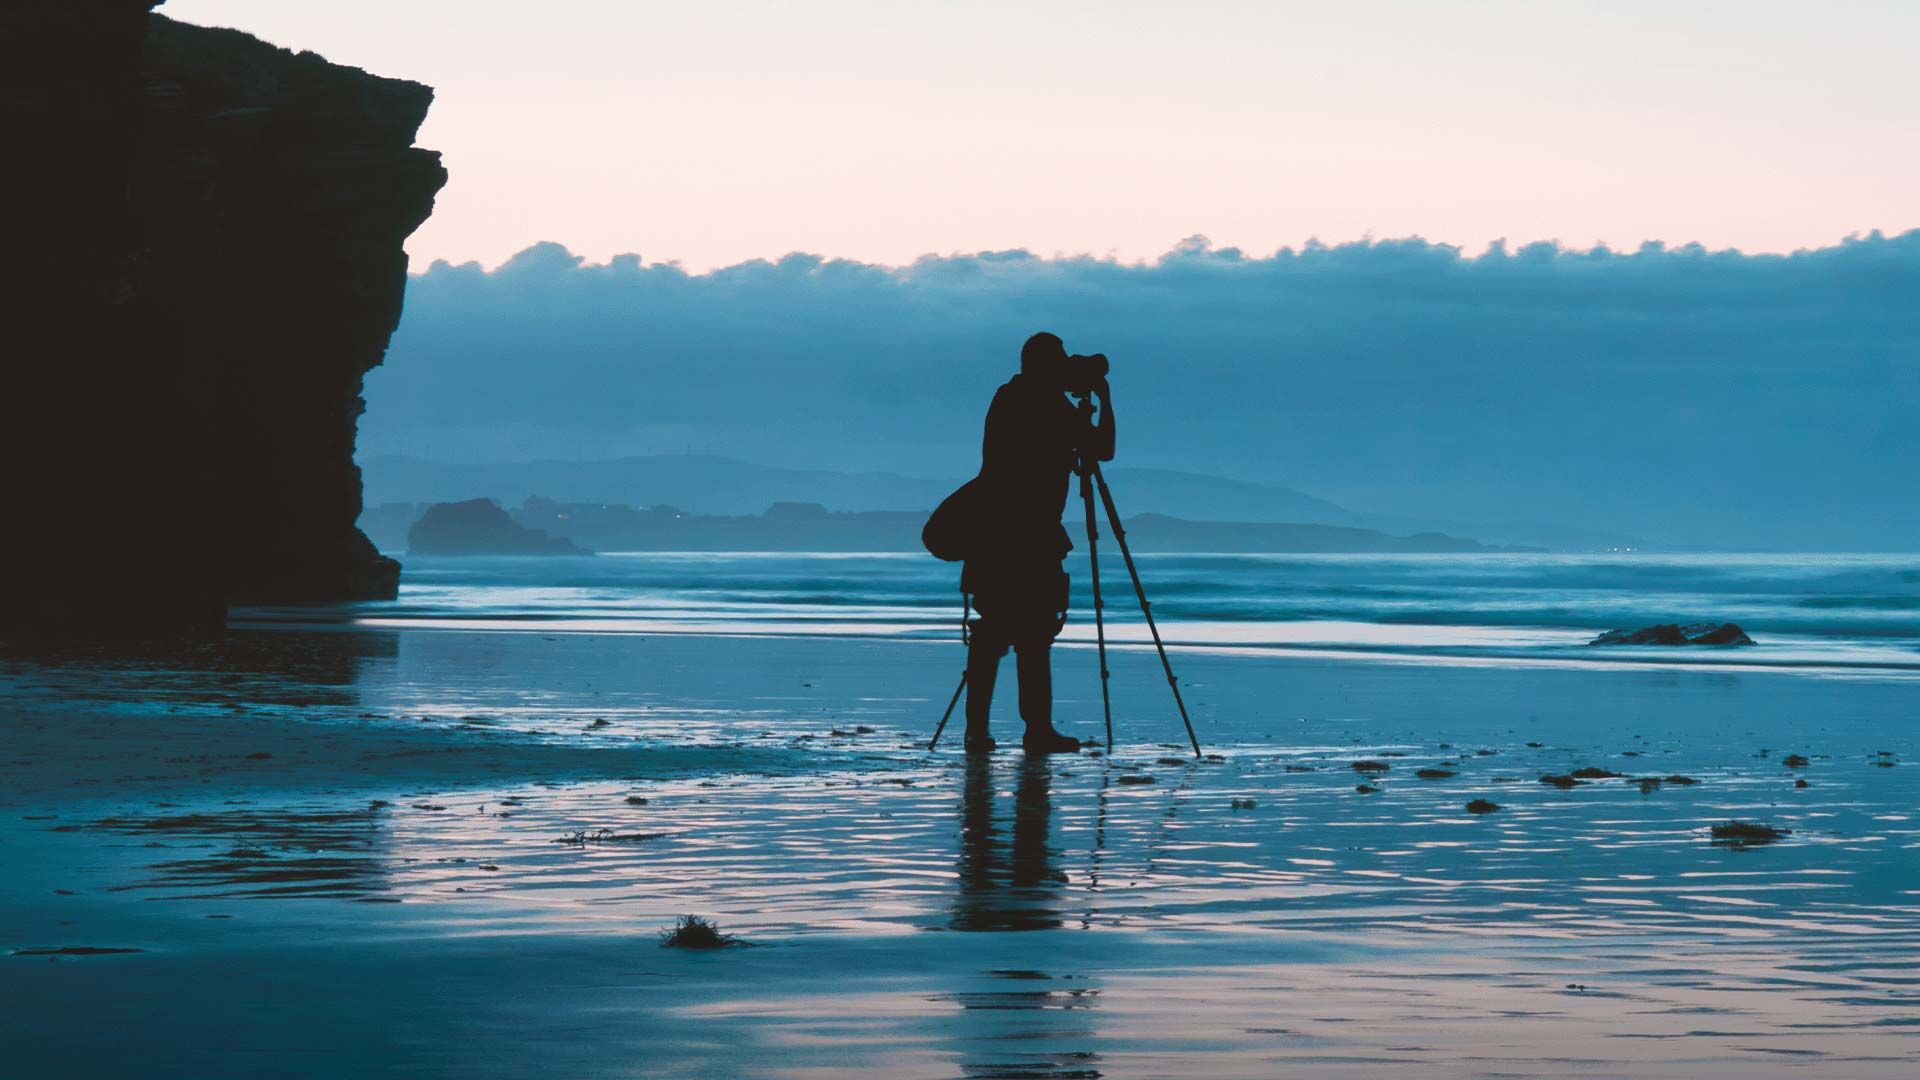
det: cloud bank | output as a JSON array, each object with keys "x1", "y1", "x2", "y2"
[{"x1": 364, "y1": 231, "x2": 1920, "y2": 549}]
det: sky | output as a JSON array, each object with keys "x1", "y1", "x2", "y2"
[
  {"x1": 160, "y1": 1, "x2": 1918, "y2": 548},
  {"x1": 167, "y1": 0, "x2": 1918, "y2": 272},
  {"x1": 362, "y1": 232, "x2": 1920, "y2": 549}
]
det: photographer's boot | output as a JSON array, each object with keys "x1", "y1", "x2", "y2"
[{"x1": 1021, "y1": 727, "x2": 1082, "y2": 754}]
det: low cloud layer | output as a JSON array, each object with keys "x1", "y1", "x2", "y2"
[{"x1": 364, "y1": 231, "x2": 1920, "y2": 549}]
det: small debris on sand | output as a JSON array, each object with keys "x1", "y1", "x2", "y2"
[
  {"x1": 1539, "y1": 774, "x2": 1585, "y2": 789},
  {"x1": 659, "y1": 915, "x2": 740, "y2": 950},
  {"x1": 1415, "y1": 768, "x2": 1457, "y2": 779},
  {"x1": 1466, "y1": 799, "x2": 1500, "y2": 814},
  {"x1": 555, "y1": 829, "x2": 661, "y2": 845},
  {"x1": 1351, "y1": 760, "x2": 1391, "y2": 773},
  {"x1": 1783, "y1": 754, "x2": 1810, "y2": 768}
]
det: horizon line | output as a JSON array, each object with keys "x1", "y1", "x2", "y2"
[{"x1": 414, "y1": 227, "x2": 1920, "y2": 279}]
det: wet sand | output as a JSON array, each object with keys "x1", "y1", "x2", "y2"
[{"x1": 2, "y1": 628, "x2": 1916, "y2": 1077}]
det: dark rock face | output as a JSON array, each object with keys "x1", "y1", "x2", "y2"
[
  {"x1": 2, "y1": 2, "x2": 444, "y2": 636},
  {"x1": 1590, "y1": 622, "x2": 1755, "y2": 647},
  {"x1": 409, "y1": 500, "x2": 590, "y2": 557}
]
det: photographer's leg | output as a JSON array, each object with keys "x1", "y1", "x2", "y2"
[
  {"x1": 964, "y1": 623, "x2": 1005, "y2": 750},
  {"x1": 1015, "y1": 638, "x2": 1052, "y2": 731},
  {"x1": 1018, "y1": 634, "x2": 1080, "y2": 754}
]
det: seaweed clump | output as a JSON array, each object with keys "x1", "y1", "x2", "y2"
[
  {"x1": 660, "y1": 915, "x2": 740, "y2": 950},
  {"x1": 1710, "y1": 820, "x2": 1790, "y2": 847}
]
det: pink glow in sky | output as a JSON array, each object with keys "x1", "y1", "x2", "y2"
[{"x1": 167, "y1": 0, "x2": 1917, "y2": 272}]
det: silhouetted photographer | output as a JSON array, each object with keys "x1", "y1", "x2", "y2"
[{"x1": 926, "y1": 332, "x2": 1114, "y2": 753}]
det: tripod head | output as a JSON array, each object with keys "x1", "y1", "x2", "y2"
[{"x1": 1073, "y1": 393, "x2": 1098, "y2": 477}]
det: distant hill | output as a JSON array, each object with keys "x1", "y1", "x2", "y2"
[
  {"x1": 359, "y1": 454, "x2": 1641, "y2": 551},
  {"x1": 361, "y1": 454, "x2": 951, "y2": 515},
  {"x1": 363, "y1": 454, "x2": 1373, "y2": 525},
  {"x1": 1114, "y1": 514, "x2": 1540, "y2": 554},
  {"x1": 366, "y1": 496, "x2": 1536, "y2": 555}
]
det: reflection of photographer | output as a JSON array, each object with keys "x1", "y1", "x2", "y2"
[{"x1": 961, "y1": 332, "x2": 1116, "y2": 753}]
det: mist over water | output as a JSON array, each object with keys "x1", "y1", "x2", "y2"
[{"x1": 302, "y1": 552, "x2": 1920, "y2": 673}]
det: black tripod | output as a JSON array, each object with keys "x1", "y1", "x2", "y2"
[{"x1": 929, "y1": 406, "x2": 1202, "y2": 757}]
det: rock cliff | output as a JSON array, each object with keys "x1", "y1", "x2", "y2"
[{"x1": 2, "y1": 1, "x2": 444, "y2": 636}]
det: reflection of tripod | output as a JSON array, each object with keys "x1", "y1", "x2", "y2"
[{"x1": 930, "y1": 397, "x2": 1202, "y2": 757}]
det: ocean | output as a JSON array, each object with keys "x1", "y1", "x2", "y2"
[{"x1": 275, "y1": 551, "x2": 1920, "y2": 675}]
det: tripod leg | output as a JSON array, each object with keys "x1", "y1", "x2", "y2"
[
  {"x1": 927, "y1": 670, "x2": 968, "y2": 750},
  {"x1": 1081, "y1": 467, "x2": 1114, "y2": 750},
  {"x1": 1091, "y1": 463, "x2": 1202, "y2": 758}
]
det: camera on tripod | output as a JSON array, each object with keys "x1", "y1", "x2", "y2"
[{"x1": 1061, "y1": 353, "x2": 1109, "y2": 396}]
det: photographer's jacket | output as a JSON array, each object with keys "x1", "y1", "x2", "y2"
[{"x1": 976, "y1": 372, "x2": 1084, "y2": 565}]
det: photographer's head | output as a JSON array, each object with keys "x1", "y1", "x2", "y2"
[
  {"x1": 1020, "y1": 331, "x2": 1108, "y2": 396},
  {"x1": 1021, "y1": 332, "x2": 1067, "y2": 378}
]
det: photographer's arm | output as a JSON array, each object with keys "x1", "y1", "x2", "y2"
[{"x1": 1090, "y1": 378, "x2": 1116, "y2": 462}]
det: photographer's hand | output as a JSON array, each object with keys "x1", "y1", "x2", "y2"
[{"x1": 1090, "y1": 377, "x2": 1115, "y2": 462}]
